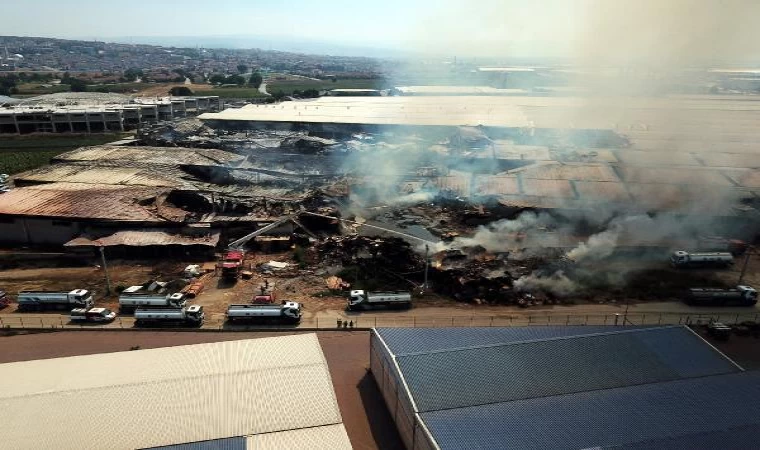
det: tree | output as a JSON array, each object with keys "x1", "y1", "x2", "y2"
[
  {"x1": 68, "y1": 79, "x2": 88, "y2": 92},
  {"x1": 123, "y1": 68, "x2": 143, "y2": 82},
  {"x1": 237, "y1": 64, "x2": 248, "y2": 74},
  {"x1": 209, "y1": 74, "x2": 226, "y2": 85},
  {"x1": 169, "y1": 86, "x2": 194, "y2": 96},
  {"x1": 249, "y1": 72, "x2": 263, "y2": 88},
  {"x1": 225, "y1": 75, "x2": 246, "y2": 86}
]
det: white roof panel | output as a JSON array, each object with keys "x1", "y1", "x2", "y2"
[{"x1": 0, "y1": 334, "x2": 346, "y2": 450}]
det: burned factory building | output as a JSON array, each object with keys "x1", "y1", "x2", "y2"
[{"x1": 1, "y1": 93, "x2": 759, "y2": 303}]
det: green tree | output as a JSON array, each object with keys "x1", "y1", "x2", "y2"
[
  {"x1": 237, "y1": 64, "x2": 248, "y2": 74},
  {"x1": 249, "y1": 72, "x2": 263, "y2": 88},
  {"x1": 169, "y1": 86, "x2": 194, "y2": 96},
  {"x1": 225, "y1": 75, "x2": 246, "y2": 86},
  {"x1": 123, "y1": 68, "x2": 143, "y2": 82},
  {"x1": 209, "y1": 74, "x2": 226, "y2": 85},
  {"x1": 68, "y1": 78, "x2": 88, "y2": 92}
]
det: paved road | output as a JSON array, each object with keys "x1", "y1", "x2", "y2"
[
  {"x1": 2, "y1": 301, "x2": 758, "y2": 330},
  {"x1": 258, "y1": 82, "x2": 269, "y2": 96}
]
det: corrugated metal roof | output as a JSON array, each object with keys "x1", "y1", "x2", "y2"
[
  {"x1": 147, "y1": 437, "x2": 246, "y2": 450},
  {"x1": 376, "y1": 326, "x2": 659, "y2": 356},
  {"x1": 520, "y1": 178, "x2": 576, "y2": 198},
  {"x1": 247, "y1": 424, "x2": 352, "y2": 450},
  {"x1": 420, "y1": 371, "x2": 760, "y2": 450},
  {"x1": 55, "y1": 146, "x2": 243, "y2": 167},
  {"x1": 64, "y1": 230, "x2": 220, "y2": 247},
  {"x1": 16, "y1": 163, "x2": 190, "y2": 188},
  {"x1": 573, "y1": 181, "x2": 631, "y2": 202},
  {"x1": 514, "y1": 163, "x2": 621, "y2": 182},
  {"x1": 0, "y1": 334, "x2": 347, "y2": 450},
  {"x1": 615, "y1": 150, "x2": 702, "y2": 166},
  {"x1": 394, "y1": 326, "x2": 739, "y2": 412},
  {"x1": 618, "y1": 166, "x2": 735, "y2": 185},
  {"x1": 0, "y1": 183, "x2": 168, "y2": 221}
]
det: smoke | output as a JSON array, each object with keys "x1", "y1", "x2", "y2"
[
  {"x1": 514, "y1": 270, "x2": 578, "y2": 297},
  {"x1": 426, "y1": 211, "x2": 557, "y2": 254}
]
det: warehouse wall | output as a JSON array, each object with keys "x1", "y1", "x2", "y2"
[
  {"x1": 0, "y1": 216, "x2": 82, "y2": 245},
  {"x1": 370, "y1": 330, "x2": 438, "y2": 450}
]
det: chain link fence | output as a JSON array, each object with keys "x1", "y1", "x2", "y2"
[{"x1": 2, "y1": 311, "x2": 759, "y2": 331}]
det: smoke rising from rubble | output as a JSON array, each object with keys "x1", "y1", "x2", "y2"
[{"x1": 335, "y1": 1, "x2": 760, "y2": 298}]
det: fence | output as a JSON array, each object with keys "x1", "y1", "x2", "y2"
[{"x1": 1, "y1": 311, "x2": 759, "y2": 331}]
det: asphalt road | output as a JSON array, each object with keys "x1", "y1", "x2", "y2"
[{"x1": 2, "y1": 300, "x2": 758, "y2": 330}]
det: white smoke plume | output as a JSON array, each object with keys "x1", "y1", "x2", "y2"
[{"x1": 514, "y1": 271, "x2": 578, "y2": 297}]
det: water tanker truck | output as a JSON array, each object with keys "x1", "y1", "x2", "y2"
[
  {"x1": 348, "y1": 290, "x2": 412, "y2": 311},
  {"x1": 671, "y1": 251, "x2": 734, "y2": 268},
  {"x1": 70, "y1": 307, "x2": 117, "y2": 323},
  {"x1": 119, "y1": 289, "x2": 185, "y2": 313},
  {"x1": 17, "y1": 289, "x2": 93, "y2": 311},
  {"x1": 134, "y1": 305, "x2": 204, "y2": 327},
  {"x1": 226, "y1": 302, "x2": 301, "y2": 324},
  {"x1": 685, "y1": 285, "x2": 758, "y2": 306}
]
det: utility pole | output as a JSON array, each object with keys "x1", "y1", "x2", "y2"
[
  {"x1": 99, "y1": 246, "x2": 112, "y2": 296},
  {"x1": 738, "y1": 248, "x2": 753, "y2": 285},
  {"x1": 423, "y1": 244, "x2": 430, "y2": 292}
]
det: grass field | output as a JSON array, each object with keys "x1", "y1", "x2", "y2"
[
  {"x1": 87, "y1": 83, "x2": 145, "y2": 94},
  {"x1": 267, "y1": 77, "x2": 386, "y2": 95},
  {"x1": 193, "y1": 87, "x2": 267, "y2": 99},
  {"x1": 0, "y1": 133, "x2": 132, "y2": 174},
  {"x1": 14, "y1": 83, "x2": 71, "y2": 95}
]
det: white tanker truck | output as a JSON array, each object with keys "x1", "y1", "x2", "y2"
[
  {"x1": 226, "y1": 302, "x2": 302, "y2": 324},
  {"x1": 133, "y1": 305, "x2": 204, "y2": 327},
  {"x1": 671, "y1": 251, "x2": 734, "y2": 268},
  {"x1": 348, "y1": 290, "x2": 412, "y2": 311}
]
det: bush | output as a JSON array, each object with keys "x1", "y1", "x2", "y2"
[{"x1": 169, "y1": 86, "x2": 194, "y2": 96}]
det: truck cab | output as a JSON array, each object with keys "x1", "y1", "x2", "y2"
[
  {"x1": 186, "y1": 305, "x2": 204, "y2": 324},
  {"x1": 670, "y1": 251, "x2": 689, "y2": 266},
  {"x1": 348, "y1": 290, "x2": 367, "y2": 308},
  {"x1": 737, "y1": 285, "x2": 758, "y2": 303},
  {"x1": 282, "y1": 301, "x2": 302, "y2": 320},
  {"x1": 70, "y1": 307, "x2": 116, "y2": 322}
]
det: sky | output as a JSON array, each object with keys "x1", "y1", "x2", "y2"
[{"x1": 2, "y1": 0, "x2": 760, "y2": 62}]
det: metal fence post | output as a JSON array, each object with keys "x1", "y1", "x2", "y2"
[
  {"x1": 316, "y1": 317, "x2": 319, "y2": 329},
  {"x1": 374, "y1": 317, "x2": 377, "y2": 328},
  {"x1": 40, "y1": 318, "x2": 44, "y2": 327},
  {"x1": 566, "y1": 315, "x2": 570, "y2": 325},
  {"x1": 658, "y1": 314, "x2": 662, "y2": 325},
  {"x1": 414, "y1": 316, "x2": 417, "y2": 327},
  {"x1": 19, "y1": 317, "x2": 23, "y2": 328},
  {"x1": 490, "y1": 316, "x2": 494, "y2": 327},
  {"x1": 528, "y1": 316, "x2": 532, "y2": 325},
  {"x1": 736, "y1": 314, "x2": 740, "y2": 325}
]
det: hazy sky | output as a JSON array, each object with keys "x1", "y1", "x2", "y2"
[{"x1": 2, "y1": 0, "x2": 759, "y2": 62}]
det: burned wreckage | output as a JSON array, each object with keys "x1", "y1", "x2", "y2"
[{"x1": 4, "y1": 92, "x2": 760, "y2": 304}]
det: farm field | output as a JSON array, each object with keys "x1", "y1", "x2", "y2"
[{"x1": 0, "y1": 133, "x2": 131, "y2": 174}]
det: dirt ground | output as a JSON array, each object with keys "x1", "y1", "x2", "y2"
[
  {"x1": 2, "y1": 251, "x2": 760, "y2": 320},
  {"x1": 0, "y1": 330, "x2": 403, "y2": 450},
  {"x1": 135, "y1": 82, "x2": 211, "y2": 97}
]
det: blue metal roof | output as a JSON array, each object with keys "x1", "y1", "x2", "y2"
[
  {"x1": 420, "y1": 371, "x2": 760, "y2": 450},
  {"x1": 144, "y1": 437, "x2": 246, "y2": 450},
  {"x1": 375, "y1": 326, "x2": 659, "y2": 356},
  {"x1": 395, "y1": 326, "x2": 739, "y2": 412}
]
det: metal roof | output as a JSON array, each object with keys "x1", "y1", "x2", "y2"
[
  {"x1": 513, "y1": 163, "x2": 621, "y2": 182},
  {"x1": 0, "y1": 334, "x2": 350, "y2": 450},
  {"x1": 0, "y1": 183, "x2": 168, "y2": 221},
  {"x1": 419, "y1": 371, "x2": 760, "y2": 450},
  {"x1": 64, "y1": 229, "x2": 220, "y2": 247},
  {"x1": 148, "y1": 437, "x2": 246, "y2": 450},
  {"x1": 376, "y1": 326, "x2": 659, "y2": 356},
  {"x1": 54, "y1": 146, "x2": 243, "y2": 167},
  {"x1": 393, "y1": 326, "x2": 740, "y2": 412}
]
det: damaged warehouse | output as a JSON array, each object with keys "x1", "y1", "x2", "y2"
[{"x1": 0, "y1": 93, "x2": 759, "y2": 305}]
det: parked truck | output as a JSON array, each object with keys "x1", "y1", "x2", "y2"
[
  {"x1": 134, "y1": 305, "x2": 204, "y2": 327},
  {"x1": 17, "y1": 289, "x2": 93, "y2": 311},
  {"x1": 685, "y1": 285, "x2": 758, "y2": 306},
  {"x1": 119, "y1": 292, "x2": 186, "y2": 313},
  {"x1": 70, "y1": 308, "x2": 117, "y2": 323},
  {"x1": 671, "y1": 251, "x2": 734, "y2": 268},
  {"x1": 348, "y1": 290, "x2": 412, "y2": 311},
  {"x1": 220, "y1": 250, "x2": 244, "y2": 280},
  {"x1": 226, "y1": 302, "x2": 302, "y2": 324}
]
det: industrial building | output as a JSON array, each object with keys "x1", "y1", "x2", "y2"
[
  {"x1": 0, "y1": 334, "x2": 353, "y2": 450},
  {"x1": 371, "y1": 326, "x2": 760, "y2": 449},
  {"x1": 0, "y1": 92, "x2": 220, "y2": 134}
]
